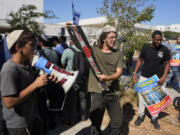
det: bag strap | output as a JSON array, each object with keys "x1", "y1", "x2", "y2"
[{"x1": 70, "y1": 47, "x2": 77, "y2": 54}]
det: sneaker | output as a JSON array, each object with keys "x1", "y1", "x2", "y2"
[
  {"x1": 134, "y1": 116, "x2": 145, "y2": 126},
  {"x1": 151, "y1": 119, "x2": 160, "y2": 130}
]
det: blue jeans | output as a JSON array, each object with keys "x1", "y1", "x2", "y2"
[{"x1": 168, "y1": 66, "x2": 180, "y2": 90}]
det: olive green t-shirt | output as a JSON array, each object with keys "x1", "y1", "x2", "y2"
[{"x1": 88, "y1": 46, "x2": 124, "y2": 93}]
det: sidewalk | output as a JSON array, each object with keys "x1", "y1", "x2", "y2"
[{"x1": 47, "y1": 87, "x2": 180, "y2": 135}]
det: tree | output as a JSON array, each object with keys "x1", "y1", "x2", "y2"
[
  {"x1": 97, "y1": 0, "x2": 156, "y2": 60},
  {"x1": 98, "y1": 0, "x2": 155, "y2": 33},
  {"x1": 122, "y1": 30, "x2": 151, "y2": 61},
  {"x1": 164, "y1": 31, "x2": 180, "y2": 40},
  {"x1": 7, "y1": 4, "x2": 56, "y2": 34}
]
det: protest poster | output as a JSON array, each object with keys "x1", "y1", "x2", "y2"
[
  {"x1": 170, "y1": 44, "x2": 180, "y2": 66},
  {"x1": 134, "y1": 75, "x2": 172, "y2": 116}
]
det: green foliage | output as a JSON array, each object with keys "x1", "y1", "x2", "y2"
[
  {"x1": 136, "y1": 6, "x2": 155, "y2": 23},
  {"x1": 7, "y1": 4, "x2": 56, "y2": 34},
  {"x1": 97, "y1": 0, "x2": 156, "y2": 62},
  {"x1": 98, "y1": 0, "x2": 155, "y2": 32},
  {"x1": 164, "y1": 31, "x2": 180, "y2": 40},
  {"x1": 122, "y1": 30, "x2": 151, "y2": 61}
]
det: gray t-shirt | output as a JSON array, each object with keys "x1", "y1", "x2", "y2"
[{"x1": 0, "y1": 60, "x2": 37, "y2": 128}]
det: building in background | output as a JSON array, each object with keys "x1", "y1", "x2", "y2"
[
  {"x1": 58, "y1": 17, "x2": 180, "y2": 45},
  {"x1": 0, "y1": 0, "x2": 43, "y2": 33},
  {"x1": 0, "y1": 0, "x2": 180, "y2": 39},
  {"x1": 0, "y1": 0, "x2": 63, "y2": 36}
]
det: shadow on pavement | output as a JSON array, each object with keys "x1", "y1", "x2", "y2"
[
  {"x1": 120, "y1": 102, "x2": 135, "y2": 135},
  {"x1": 76, "y1": 102, "x2": 135, "y2": 135}
]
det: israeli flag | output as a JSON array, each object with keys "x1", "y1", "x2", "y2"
[
  {"x1": 72, "y1": 2, "x2": 80, "y2": 25},
  {"x1": 3, "y1": 37, "x2": 12, "y2": 61}
]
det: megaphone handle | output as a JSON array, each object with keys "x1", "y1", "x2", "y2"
[
  {"x1": 60, "y1": 94, "x2": 67, "y2": 111},
  {"x1": 39, "y1": 70, "x2": 45, "y2": 75}
]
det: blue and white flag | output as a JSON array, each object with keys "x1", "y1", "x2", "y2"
[
  {"x1": 72, "y1": 2, "x2": 80, "y2": 25},
  {"x1": 3, "y1": 37, "x2": 11, "y2": 61}
]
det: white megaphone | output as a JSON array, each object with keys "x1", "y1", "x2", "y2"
[{"x1": 32, "y1": 53, "x2": 79, "y2": 94}]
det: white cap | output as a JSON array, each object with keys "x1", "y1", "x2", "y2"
[
  {"x1": 6, "y1": 30, "x2": 24, "y2": 50},
  {"x1": 102, "y1": 25, "x2": 116, "y2": 33}
]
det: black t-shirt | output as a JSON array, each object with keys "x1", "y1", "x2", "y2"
[{"x1": 139, "y1": 44, "x2": 170, "y2": 78}]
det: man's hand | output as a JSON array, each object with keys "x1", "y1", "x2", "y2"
[
  {"x1": 97, "y1": 74, "x2": 108, "y2": 82},
  {"x1": 158, "y1": 76, "x2": 166, "y2": 85},
  {"x1": 33, "y1": 74, "x2": 49, "y2": 89},
  {"x1": 132, "y1": 73, "x2": 138, "y2": 83},
  {"x1": 33, "y1": 74, "x2": 58, "y2": 89},
  {"x1": 65, "y1": 22, "x2": 72, "y2": 30},
  {"x1": 48, "y1": 74, "x2": 59, "y2": 83}
]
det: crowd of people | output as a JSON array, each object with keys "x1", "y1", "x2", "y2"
[{"x1": 0, "y1": 27, "x2": 179, "y2": 135}]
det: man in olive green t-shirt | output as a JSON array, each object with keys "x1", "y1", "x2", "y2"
[{"x1": 89, "y1": 27, "x2": 124, "y2": 135}]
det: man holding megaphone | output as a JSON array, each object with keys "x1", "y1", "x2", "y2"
[{"x1": 0, "y1": 30, "x2": 59, "y2": 135}]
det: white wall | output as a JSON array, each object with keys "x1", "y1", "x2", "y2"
[
  {"x1": 42, "y1": 23, "x2": 63, "y2": 36},
  {"x1": 0, "y1": 0, "x2": 43, "y2": 22}
]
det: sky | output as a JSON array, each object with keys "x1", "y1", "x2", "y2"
[{"x1": 44, "y1": 0, "x2": 180, "y2": 26}]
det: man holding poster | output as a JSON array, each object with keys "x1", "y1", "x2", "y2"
[
  {"x1": 132, "y1": 30, "x2": 171, "y2": 130},
  {"x1": 167, "y1": 36, "x2": 180, "y2": 92}
]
